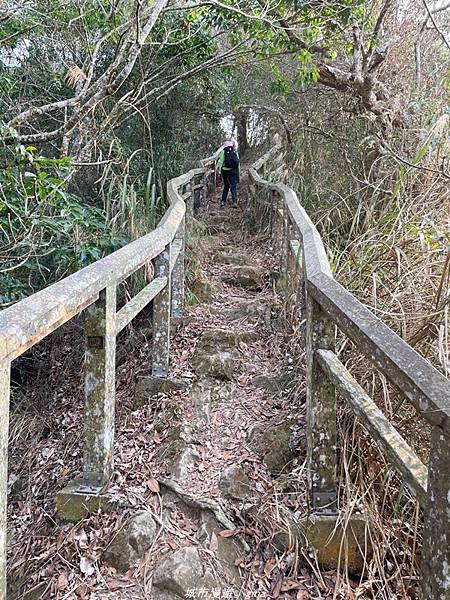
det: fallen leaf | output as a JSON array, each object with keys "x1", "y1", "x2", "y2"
[
  {"x1": 296, "y1": 591, "x2": 309, "y2": 600},
  {"x1": 57, "y1": 571, "x2": 69, "y2": 589},
  {"x1": 270, "y1": 572, "x2": 283, "y2": 598},
  {"x1": 108, "y1": 579, "x2": 134, "y2": 590},
  {"x1": 76, "y1": 529, "x2": 89, "y2": 549},
  {"x1": 41, "y1": 447, "x2": 54, "y2": 460},
  {"x1": 7, "y1": 473, "x2": 18, "y2": 493},
  {"x1": 147, "y1": 477, "x2": 160, "y2": 493},
  {"x1": 75, "y1": 583, "x2": 89, "y2": 599},
  {"x1": 219, "y1": 529, "x2": 238, "y2": 538}
]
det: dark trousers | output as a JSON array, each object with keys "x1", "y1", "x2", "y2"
[{"x1": 221, "y1": 171, "x2": 238, "y2": 206}]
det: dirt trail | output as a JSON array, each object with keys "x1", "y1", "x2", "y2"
[
  {"x1": 138, "y1": 175, "x2": 309, "y2": 600},
  {"x1": 171, "y1": 191, "x2": 284, "y2": 496}
]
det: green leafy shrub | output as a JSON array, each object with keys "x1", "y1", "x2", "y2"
[{"x1": 0, "y1": 145, "x2": 127, "y2": 306}]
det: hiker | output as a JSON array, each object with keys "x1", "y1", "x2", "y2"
[{"x1": 217, "y1": 140, "x2": 240, "y2": 208}]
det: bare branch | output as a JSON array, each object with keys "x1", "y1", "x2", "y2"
[
  {"x1": 422, "y1": 0, "x2": 450, "y2": 51},
  {"x1": 2, "y1": 0, "x2": 170, "y2": 145},
  {"x1": 235, "y1": 103, "x2": 293, "y2": 146}
]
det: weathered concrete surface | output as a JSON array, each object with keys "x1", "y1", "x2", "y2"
[
  {"x1": 189, "y1": 277, "x2": 217, "y2": 303},
  {"x1": 160, "y1": 382, "x2": 229, "y2": 474},
  {"x1": 208, "y1": 297, "x2": 272, "y2": 325},
  {"x1": 247, "y1": 504, "x2": 371, "y2": 575},
  {"x1": 192, "y1": 329, "x2": 256, "y2": 380},
  {"x1": 171, "y1": 217, "x2": 185, "y2": 319},
  {"x1": 0, "y1": 163, "x2": 204, "y2": 600},
  {"x1": 219, "y1": 465, "x2": 251, "y2": 500},
  {"x1": 189, "y1": 381, "x2": 214, "y2": 428},
  {"x1": 152, "y1": 546, "x2": 215, "y2": 598},
  {"x1": 116, "y1": 276, "x2": 166, "y2": 334},
  {"x1": 420, "y1": 426, "x2": 450, "y2": 600},
  {"x1": 83, "y1": 285, "x2": 116, "y2": 486},
  {"x1": 215, "y1": 252, "x2": 252, "y2": 266},
  {"x1": 222, "y1": 265, "x2": 264, "y2": 290},
  {"x1": 162, "y1": 423, "x2": 200, "y2": 480},
  {"x1": 192, "y1": 350, "x2": 237, "y2": 380},
  {"x1": 306, "y1": 293, "x2": 337, "y2": 513},
  {"x1": 304, "y1": 514, "x2": 371, "y2": 575},
  {"x1": 308, "y1": 272, "x2": 450, "y2": 432},
  {"x1": 195, "y1": 329, "x2": 257, "y2": 351},
  {"x1": 57, "y1": 477, "x2": 119, "y2": 522},
  {"x1": 317, "y1": 349, "x2": 428, "y2": 505},
  {"x1": 137, "y1": 375, "x2": 188, "y2": 398},
  {"x1": 0, "y1": 191, "x2": 186, "y2": 364},
  {"x1": 252, "y1": 373, "x2": 291, "y2": 394},
  {"x1": 152, "y1": 245, "x2": 172, "y2": 378},
  {"x1": 250, "y1": 137, "x2": 450, "y2": 590},
  {"x1": 171, "y1": 446, "x2": 200, "y2": 480},
  {"x1": 248, "y1": 419, "x2": 305, "y2": 475},
  {"x1": 104, "y1": 511, "x2": 156, "y2": 572}
]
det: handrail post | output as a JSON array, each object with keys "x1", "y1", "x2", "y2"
[
  {"x1": 281, "y1": 211, "x2": 289, "y2": 275},
  {"x1": 269, "y1": 189, "x2": 276, "y2": 239},
  {"x1": 0, "y1": 360, "x2": 10, "y2": 600},
  {"x1": 277, "y1": 198, "x2": 285, "y2": 260},
  {"x1": 171, "y1": 217, "x2": 185, "y2": 319},
  {"x1": 420, "y1": 426, "x2": 450, "y2": 599},
  {"x1": 185, "y1": 183, "x2": 194, "y2": 230},
  {"x1": 305, "y1": 291, "x2": 338, "y2": 513},
  {"x1": 83, "y1": 284, "x2": 116, "y2": 485},
  {"x1": 193, "y1": 175, "x2": 202, "y2": 213},
  {"x1": 298, "y1": 244, "x2": 307, "y2": 343},
  {"x1": 152, "y1": 244, "x2": 171, "y2": 378}
]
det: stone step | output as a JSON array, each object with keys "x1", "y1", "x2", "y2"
[
  {"x1": 192, "y1": 328, "x2": 257, "y2": 380},
  {"x1": 214, "y1": 251, "x2": 253, "y2": 266},
  {"x1": 208, "y1": 298, "x2": 272, "y2": 325},
  {"x1": 222, "y1": 265, "x2": 264, "y2": 291}
]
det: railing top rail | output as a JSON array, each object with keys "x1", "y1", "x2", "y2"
[
  {"x1": 0, "y1": 166, "x2": 205, "y2": 363},
  {"x1": 250, "y1": 146, "x2": 450, "y2": 434},
  {"x1": 167, "y1": 167, "x2": 206, "y2": 197}
]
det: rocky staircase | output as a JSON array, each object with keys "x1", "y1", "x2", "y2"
[{"x1": 102, "y1": 194, "x2": 306, "y2": 599}]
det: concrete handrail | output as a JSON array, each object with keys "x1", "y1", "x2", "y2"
[
  {"x1": 0, "y1": 200, "x2": 185, "y2": 362},
  {"x1": 249, "y1": 145, "x2": 450, "y2": 599},
  {"x1": 250, "y1": 147, "x2": 450, "y2": 431},
  {"x1": 0, "y1": 158, "x2": 215, "y2": 599}
]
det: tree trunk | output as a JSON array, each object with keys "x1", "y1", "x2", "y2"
[{"x1": 237, "y1": 110, "x2": 249, "y2": 158}]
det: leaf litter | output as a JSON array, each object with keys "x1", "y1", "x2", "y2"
[{"x1": 7, "y1": 178, "x2": 371, "y2": 599}]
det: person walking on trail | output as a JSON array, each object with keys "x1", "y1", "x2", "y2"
[{"x1": 217, "y1": 140, "x2": 240, "y2": 208}]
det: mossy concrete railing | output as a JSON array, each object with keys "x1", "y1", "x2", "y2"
[
  {"x1": 249, "y1": 146, "x2": 450, "y2": 600},
  {"x1": 0, "y1": 160, "x2": 214, "y2": 599}
]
